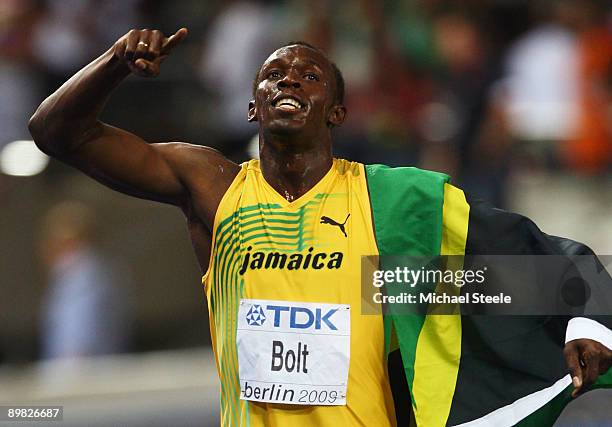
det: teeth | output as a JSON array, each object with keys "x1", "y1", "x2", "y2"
[{"x1": 275, "y1": 97, "x2": 301, "y2": 109}]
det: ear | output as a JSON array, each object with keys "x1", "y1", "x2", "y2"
[
  {"x1": 248, "y1": 100, "x2": 257, "y2": 122},
  {"x1": 327, "y1": 104, "x2": 346, "y2": 127}
]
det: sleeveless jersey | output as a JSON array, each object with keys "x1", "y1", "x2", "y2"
[{"x1": 202, "y1": 159, "x2": 395, "y2": 426}]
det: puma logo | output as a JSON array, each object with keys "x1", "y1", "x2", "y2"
[{"x1": 320, "y1": 214, "x2": 350, "y2": 238}]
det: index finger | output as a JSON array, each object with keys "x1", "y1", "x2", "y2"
[{"x1": 162, "y1": 27, "x2": 188, "y2": 54}]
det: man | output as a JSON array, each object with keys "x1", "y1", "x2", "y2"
[
  {"x1": 29, "y1": 28, "x2": 612, "y2": 426},
  {"x1": 39, "y1": 201, "x2": 130, "y2": 360}
]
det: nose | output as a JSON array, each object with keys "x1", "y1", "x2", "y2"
[{"x1": 278, "y1": 73, "x2": 301, "y2": 89}]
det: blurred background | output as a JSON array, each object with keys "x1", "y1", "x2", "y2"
[{"x1": 0, "y1": 0, "x2": 610, "y2": 425}]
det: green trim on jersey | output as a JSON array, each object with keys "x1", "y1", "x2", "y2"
[{"x1": 210, "y1": 196, "x2": 335, "y2": 425}]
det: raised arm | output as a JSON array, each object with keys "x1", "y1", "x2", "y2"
[{"x1": 28, "y1": 28, "x2": 237, "y2": 216}]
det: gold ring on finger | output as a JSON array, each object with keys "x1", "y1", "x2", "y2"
[{"x1": 138, "y1": 41, "x2": 149, "y2": 48}]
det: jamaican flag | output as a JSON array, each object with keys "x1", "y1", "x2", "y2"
[{"x1": 365, "y1": 164, "x2": 612, "y2": 427}]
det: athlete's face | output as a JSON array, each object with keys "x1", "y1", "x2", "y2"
[{"x1": 249, "y1": 46, "x2": 345, "y2": 136}]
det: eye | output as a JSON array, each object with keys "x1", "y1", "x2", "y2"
[
  {"x1": 268, "y1": 70, "x2": 282, "y2": 79},
  {"x1": 304, "y1": 73, "x2": 319, "y2": 81}
]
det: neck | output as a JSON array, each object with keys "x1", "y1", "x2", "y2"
[{"x1": 259, "y1": 129, "x2": 333, "y2": 202}]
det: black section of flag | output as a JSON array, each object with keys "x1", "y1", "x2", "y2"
[{"x1": 446, "y1": 195, "x2": 612, "y2": 425}]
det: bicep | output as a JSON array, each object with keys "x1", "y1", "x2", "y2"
[{"x1": 66, "y1": 123, "x2": 187, "y2": 205}]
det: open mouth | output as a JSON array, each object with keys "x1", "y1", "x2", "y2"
[{"x1": 273, "y1": 96, "x2": 304, "y2": 112}]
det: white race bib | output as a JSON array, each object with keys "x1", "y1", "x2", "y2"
[{"x1": 237, "y1": 299, "x2": 350, "y2": 406}]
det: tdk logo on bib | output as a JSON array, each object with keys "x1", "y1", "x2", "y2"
[
  {"x1": 246, "y1": 304, "x2": 266, "y2": 326},
  {"x1": 245, "y1": 303, "x2": 338, "y2": 330},
  {"x1": 267, "y1": 305, "x2": 338, "y2": 330}
]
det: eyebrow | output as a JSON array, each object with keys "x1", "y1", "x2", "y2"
[
  {"x1": 304, "y1": 59, "x2": 324, "y2": 69},
  {"x1": 263, "y1": 57, "x2": 324, "y2": 71}
]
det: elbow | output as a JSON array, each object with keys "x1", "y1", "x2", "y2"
[
  {"x1": 27, "y1": 111, "x2": 41, "y2": 138},
  {"x1": 28, "y1": 100, "x2": 96, "y2": 158},
  {"x1": 28, "y1": 108, "x2": 62, "y2": 156},
  {"x1": 28, "y1": 110, "x2": 49, "y2": 150}
]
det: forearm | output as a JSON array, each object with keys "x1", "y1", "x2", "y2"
[{"x1": 29, "y1": 48, "x2": 131, "y2": 155}]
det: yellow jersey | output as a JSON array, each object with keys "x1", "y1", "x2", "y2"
[{"x1": 202, "y1": 158, "x2": 395, "y2": 426}]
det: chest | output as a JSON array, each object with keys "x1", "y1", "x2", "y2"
[{"x1": 228, "y1": 192, "x2": 376, "y2": 302}]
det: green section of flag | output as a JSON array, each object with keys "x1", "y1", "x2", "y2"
[{"x1": 365, "y1": 164, "x2": 449, "y2": 409}]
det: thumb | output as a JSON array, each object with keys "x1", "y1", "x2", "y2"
[
  {"x1": 131, "y1": 59, "x2": 160, "y2": 77},
  {"x1": 162, "y1": 27, "x2": 188, "y2": 54},
  {"x1": 571, "y1": 372, "x2": 583, "y2": 398}
]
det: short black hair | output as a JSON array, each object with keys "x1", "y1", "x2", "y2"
[{"x1": 252, "y1": 41, "x2": 345, "y2": 105}]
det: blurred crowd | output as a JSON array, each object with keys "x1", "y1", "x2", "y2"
[
  {"x1": 2, "y1": 0, "x2": 610, "y2": 201},
  {"x1": 0, "y1": 0, "x2": 611, "y2": 362}
]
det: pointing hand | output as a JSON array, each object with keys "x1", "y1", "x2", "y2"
[{"x1": 112, "y1": 28, "x2": 188, "y2": 77}]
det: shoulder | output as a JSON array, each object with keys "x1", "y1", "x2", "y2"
[
  {"x1": 364, "y1": 163, "x2": 449, "y2": 181},
  {"x1": 363, "y1": 163, "x2": 450, "y2": 196},
  {"x1": 153, "y1": 142, "x2": 240, "y2": 182},
  {"x1": 153, "y1": 142, "x2": 236, "y2": 168},
  {"x1": 153, "y1": 142, "x2": 242, "y2": 224},
  {"x1": 331, "y1": 158, "x2": 365, "y2": 178}
]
